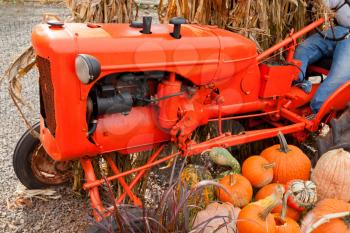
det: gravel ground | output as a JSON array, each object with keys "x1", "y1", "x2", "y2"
[{"x1": 0, "y1": 2, "x2": 159, "y2": 233}]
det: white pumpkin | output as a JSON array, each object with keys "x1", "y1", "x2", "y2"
[
  {"x1": 311, "y1": 148, "x2": 350, "y2": 202},
  {"x1": 192, "y1": 202, "x2": 240, "y2": 233},
  {"x1": 287, "y1": 180, "x2": 317, "y2": 208}
]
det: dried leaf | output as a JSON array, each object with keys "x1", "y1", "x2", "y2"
[{"x1": 16, "y1": 185, "x2": 62, "y2": 201}]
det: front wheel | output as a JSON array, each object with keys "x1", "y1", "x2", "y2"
[{"x1": 13, "y1": 123, "x2": 71, "y2": 189}]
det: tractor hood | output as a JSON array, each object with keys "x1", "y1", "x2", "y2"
[{"x1": 32, "y1": 22, "x2": 258, "y2": 83}]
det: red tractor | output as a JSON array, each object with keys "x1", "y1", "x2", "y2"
[{"x1": 13, "y1": 16, "x2": 350, "y2": 220}]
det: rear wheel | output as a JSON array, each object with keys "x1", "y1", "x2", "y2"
[{"x1": 13, "y1": 123, "x2": 71, "y2": 189}]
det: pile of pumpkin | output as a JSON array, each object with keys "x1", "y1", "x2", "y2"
[{"x1": 180, "y1": 132, "x2": 350, "y2": 233}]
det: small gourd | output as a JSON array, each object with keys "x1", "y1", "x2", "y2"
[
  {"x1": 273, "y1": 204, "x2": 301, "y2": 222},
  {"x1": 203, "y1": 147, "x2": 241, "y2": 174},
  {"x1": 256, "y1": 183, "x2": 301, "y2": 221},
  {"x1": 272, "y1": 185, "x2": 301, "y2": 233},
  {"x1": 261, "y1": 131, "x2": 311, "y2": 184},
  {"x1": 285, "y1": 180, "x2": 317, "y2": 212}
]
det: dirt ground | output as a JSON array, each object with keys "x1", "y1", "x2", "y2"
[{"x1": 0, "y1": 2, "x2": 159, "y2": 232}]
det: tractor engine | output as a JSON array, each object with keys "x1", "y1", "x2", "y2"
[
  {"x1": 88, "y1": 72, "x2": 162, "y2": 117},
  {"x1": 32, "y1": 18, "x2": 270, "y2": 161}
]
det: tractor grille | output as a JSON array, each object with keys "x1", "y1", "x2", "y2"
[{"x1": 37, "y1": 56, "x2": 56, "y2": 136}]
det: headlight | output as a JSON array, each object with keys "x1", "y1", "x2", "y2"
[{"x1": 75, "y1": 54, "x2": 101, "y2": 84}]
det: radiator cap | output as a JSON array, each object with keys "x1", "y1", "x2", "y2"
[
  {"x1": 87, "y1": 22, "x2": 101, "y2": 28},
  {"x1": 170, "y1": 17, "x2": 186, "y2": 39},
  {"x1": 47, "y1": 20, "x2": 64, "y2": 28}
]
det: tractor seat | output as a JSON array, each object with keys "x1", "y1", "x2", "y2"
[
  {"x1": 307, "y1": 58, "x2": 332, "y2": 77},
  {"x1": 313, "y1": 58, "x2": 332, "y2": 70}
]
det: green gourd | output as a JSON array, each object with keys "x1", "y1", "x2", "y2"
[{"x1": 203, "y1": 147, "x2": 241, "y2": 174}]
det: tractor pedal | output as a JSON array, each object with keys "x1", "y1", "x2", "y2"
[{"x1": 305, "y1": 113, "x2": 316, "y2": 121}]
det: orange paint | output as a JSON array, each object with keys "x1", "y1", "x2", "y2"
[{"x1": 30, "y1": 18, "x2": 350, "y2": 220}]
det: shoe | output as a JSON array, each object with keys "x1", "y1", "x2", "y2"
[
  {"x1": 295, "y1": 80, "x2": 312, "y2": 94},
  {"x1": 306, "y1": 113, "x2": 316, "y2": 121}
]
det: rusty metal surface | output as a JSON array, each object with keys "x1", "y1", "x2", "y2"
[
  {"x1": 37, "y1": 56, "x2": 56, "y2": 136},
  {"x1": 31, "y1": 144, "x2": 71, "y2": 185}
]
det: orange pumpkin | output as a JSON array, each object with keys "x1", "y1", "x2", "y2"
[
  {"x1": 260, "y1": 132, "x2": 311, "y2": 184},
  {"x1": 301, "y1": 199, "x2": 350, "y2": 233},
  {"x1": 256, "y1": 183, "x2": 300, "y2": 221},
  {"x1": 217, "y1": 174, "x2": 253, "y2": 208},
  {"x1": 273, "y1": 214, "x2": 301, "y2": 233},
  {"x1": 256, "y1": 183, "x2": 285, "y2": 212},
  {"x1": 237, "y1": 187, "x2": 284, "y2": 233},
  {"x1": 256, "y1": 183, "x2": 285, "y2": 201},
  {"x1": 272, "y1": 184, "x2": 301, "y2": 233},
  {"x1": 312, "y1": 219, "x2": 350, "y2": 233},
  {"x1": 238, "y1": 204, "x2": 276, "y2": 233},
  {"x1": 273, "y1": 204, "x2": 301, "y2": 222},
  {"x1": 242, "y1": 155, "x2": 274, "y2": 188}
]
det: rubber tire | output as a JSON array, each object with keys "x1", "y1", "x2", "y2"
[{"x1": 13, "y1": 122, "x2": 48, "y2": 189}]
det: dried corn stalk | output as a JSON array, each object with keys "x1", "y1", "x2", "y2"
[
  {"x1": 159, "y1": 0, "x2": 330, "y2": 50},
  {"x1": 1, "y1": 46, "x2": 38, "y2": 137},
  {"x1": 1, "y1": 2, "x2": 136, "y2": 134},
  {"x1": 65, "y1": 0, "x2": 137, "y2": 23}
]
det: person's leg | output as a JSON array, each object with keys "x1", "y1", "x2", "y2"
[
  {"x1": 295, "y1": 31, "x2": 335, "y2": 79},
  {"x1": 311, "y1": 34, "x2": 350, "y2": 113},
  {"x1": 294, "y1": 29, "x2": 336, "y2": 93}
]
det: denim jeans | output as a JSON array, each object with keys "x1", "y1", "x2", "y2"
[{"x1": 294, "y1": 26, "x2": 350, "y2": 113}]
